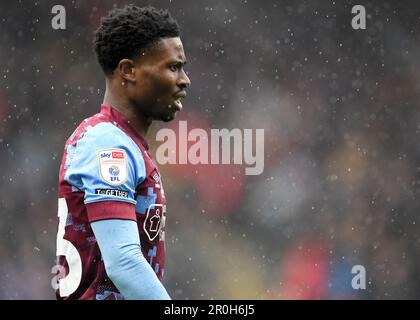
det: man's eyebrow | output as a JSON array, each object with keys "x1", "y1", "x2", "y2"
[{"x1": 171, "y1": 59, "x2": 187, "y2": 65}]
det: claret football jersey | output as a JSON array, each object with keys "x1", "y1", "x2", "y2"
[{"x1": 55, "y1": 105, "x2": 166, "y2": 300}]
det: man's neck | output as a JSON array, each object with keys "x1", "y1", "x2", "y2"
[{"x1": 103, "y1": 87, "x2": 152, "y2": 138}]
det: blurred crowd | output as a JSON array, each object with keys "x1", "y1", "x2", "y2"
[{"x1": 1, "y1": 0, "x2": 420, "y2": 299}]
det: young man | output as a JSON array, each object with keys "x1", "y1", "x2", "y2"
[{"x1": 54, "y1": 5, "x2": 190, "y2": 300}]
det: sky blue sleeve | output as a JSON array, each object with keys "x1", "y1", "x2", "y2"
[
  {"x1": 91, "y1": 219, "x2": 171, "y2": 300},
  {"x1": 64, "y1": 122, "x2": 146, "y2": 205}
]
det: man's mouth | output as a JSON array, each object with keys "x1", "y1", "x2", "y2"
[
  {"x1": 172, "y1": 91, "x2": 187, "y2": 111},
  {"x1": 173, "y1": 96, "x2": 183, "y2": 111}
]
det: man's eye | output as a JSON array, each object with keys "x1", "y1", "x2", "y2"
[{"x1": 169, "y1": 65, "x2": 179, "y2": 72}]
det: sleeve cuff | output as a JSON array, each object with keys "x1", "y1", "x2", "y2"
[{"x1": 86, "y1": 201, "x2": 137, "y2": 223}]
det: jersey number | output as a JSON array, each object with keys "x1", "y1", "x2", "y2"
[{"x1": 55, "y1": 197, "x2": 82, "y2": 297}]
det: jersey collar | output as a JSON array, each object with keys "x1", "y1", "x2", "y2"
[{"x1": 100, "y1": 104, "x2": 150, "y2": 150}]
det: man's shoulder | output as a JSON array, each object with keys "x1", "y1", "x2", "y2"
[
  {"x1": 66, "y1": 113, "x2": 109, "y2": 145},
  {"x1": 63, "y1": 113, "x2": 144, "y2": 165},
  {"x1": 66, "y1": 113, "x2": 134, "y2": 148}
]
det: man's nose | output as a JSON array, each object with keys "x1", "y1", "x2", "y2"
[{"x1": 178, "y1": 70, "x2": 191, "y2": 88}]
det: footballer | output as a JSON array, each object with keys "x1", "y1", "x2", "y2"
[{"x1": 53, "y1": 5, "x2": 190, "y2": 299}]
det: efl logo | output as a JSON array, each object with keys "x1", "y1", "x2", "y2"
[
  {"x1": 97, "y1": 149, "x2": 128, "y2": 186},
  {"x1": 112, "y1": 151, "x2": 124, "y2": 159}
]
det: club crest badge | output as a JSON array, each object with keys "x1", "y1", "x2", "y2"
[{"x1": 97, "y1": 149, "x2": 128, "y2": 186}]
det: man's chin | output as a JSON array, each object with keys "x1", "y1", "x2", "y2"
[{"x1": 162, "y1": 112, "x2": 177, "y2": 122}]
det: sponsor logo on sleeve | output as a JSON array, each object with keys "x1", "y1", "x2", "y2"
[
  {"x1": 97, "y1": 149, "x2": 128, "y2": 186},
  {"x1": 95, "y1": 189, "x2": 129, "y2": 198},
  {"x1": 143, "y1": 204, "x2": 163, "y2": 241}
]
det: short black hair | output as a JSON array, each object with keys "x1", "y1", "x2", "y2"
[{"x1": 93, "y1": 5, "x2": 180, "y2": 75}]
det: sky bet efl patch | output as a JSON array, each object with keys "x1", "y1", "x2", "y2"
[{"x1": 97, "y1": 149, "x2": 128, "y2": 186}]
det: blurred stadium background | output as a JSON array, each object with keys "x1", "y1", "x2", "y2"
[{"x1": 1, "y1": 0, "x2": 420, "y2": 299}]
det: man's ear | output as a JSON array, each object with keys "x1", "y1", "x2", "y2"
[{"x1": 117, "y1": 59, "x2": 136, "y2": 83}]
